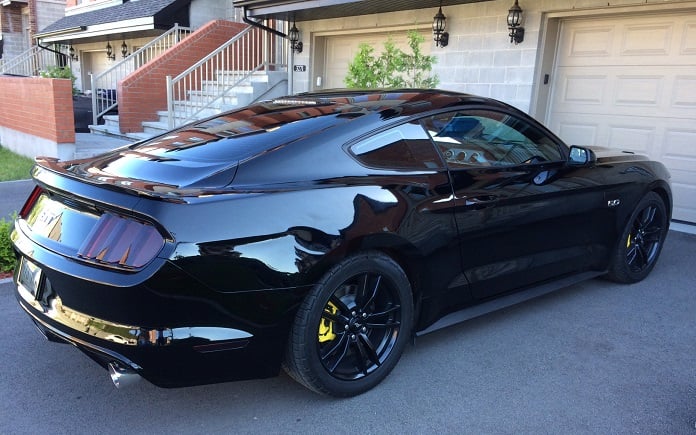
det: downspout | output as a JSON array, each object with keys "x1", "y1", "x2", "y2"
[
  {"x1": 38, "y1": 42, "x2": 68, "y2": 68},
  {"x1": 242, "y1": 7, "x2": 287, "y2": 39},
  {"x1": 242, "y1": 7, "x2": 295, "y2": 94}
]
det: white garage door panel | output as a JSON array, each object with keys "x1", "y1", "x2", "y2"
[
  {"x1": 552, "y1": 66, "x2": 696, "y2": 119},
  {"x1": 549, "y1": 14, "x2": 696, "y2": 223}
]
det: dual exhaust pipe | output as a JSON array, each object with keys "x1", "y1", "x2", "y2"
[{"x1": 108, "y1": 362, "x2": 141, "y2": 389}]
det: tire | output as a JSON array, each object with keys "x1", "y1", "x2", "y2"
[
  {"x1": 284, "y1": 251, "x2": 413, "y2": 397},
  {"x1": 606, "y1": 192, "x2": 668, "y2": 283}
]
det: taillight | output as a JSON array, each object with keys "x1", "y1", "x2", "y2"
[
  {"x1": 78, "y1": 213, "x2": 164, "y2": 269},
  {"x1": 19, "y1": 186, "x2": 44, "y2": 219}
]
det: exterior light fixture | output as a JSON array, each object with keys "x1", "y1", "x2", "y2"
[
  {"x1": 105, "y1": 41, "x2": 115, "y2": 60},
  {"x1": 288, "y1": 21, "x2": 303, "y2": 53},
  {"x1": 507, "y1": 0, "x2": 524, "y2": 44},
  {"x1": 69, "y1": 45, "x2": 78, "y2": 61},
  {"x1": 432, "y1": 2, "x2": 449, "y2": 48},
  {"x1": 121, "y1": 40, "x2": 129, "y2": 59}
]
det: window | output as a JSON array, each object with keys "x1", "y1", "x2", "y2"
[
  {"x1": 350, "y1": 122, "x2": 444, "y2": 170},
  {"x1": 422, "y1": 110, "x2": 563, "y2": 168}
]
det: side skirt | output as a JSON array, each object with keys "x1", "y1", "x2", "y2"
[{"x1": 415, "y1": 270, "x2": 606, "y2": 336}]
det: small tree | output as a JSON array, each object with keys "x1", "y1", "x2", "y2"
[{"x1": 345, "y1": 31, "x2": 439, "y2": 89}]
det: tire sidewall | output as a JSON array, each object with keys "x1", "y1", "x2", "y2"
[{"x1": 610, "y1": 192, "x2": 667, "y2": 283}]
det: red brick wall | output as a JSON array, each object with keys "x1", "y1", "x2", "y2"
[
  {"x1": 0, "y1": 76, "x2": 75, "y2": 143},
  {"x1": 117, "y1": 20, "x2": 249, "y2": 133}
]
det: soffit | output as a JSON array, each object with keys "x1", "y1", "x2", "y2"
[{"x1": 234, "y1": 0, "x2": 493, "y2": 22}]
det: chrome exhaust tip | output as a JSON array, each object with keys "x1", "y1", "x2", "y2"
[{"x1": 108, "y1": 362, "x2": 140, "y2": 389}]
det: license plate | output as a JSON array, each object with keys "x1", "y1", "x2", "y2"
[{"x1": 17, "y1": 257, "x2": 42, "y2": 298}]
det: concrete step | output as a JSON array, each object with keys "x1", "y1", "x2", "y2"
[{"x1": 90, "y1": 121, "x2": 152, "y2": 143}]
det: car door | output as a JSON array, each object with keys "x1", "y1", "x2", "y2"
[{"x1": 422, "y1": 108, "x2": 612, "y2": 300}]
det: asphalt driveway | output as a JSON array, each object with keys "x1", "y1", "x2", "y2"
[{"x1": 1, "y1": 230, "x2": 694, "y2": 434}]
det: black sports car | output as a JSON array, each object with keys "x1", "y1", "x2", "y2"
[{"x1": 11, "y1": 89, "x2": 671, "y2": 397}]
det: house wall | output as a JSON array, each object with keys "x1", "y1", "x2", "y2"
[
  {"x1": 36, "y1": 0, "x2": 67, "y2": 32},
  {"x1": 0, "y1": 76, "x2": 75, "y2": 159},
  {"x1": 66, "y1": 35, "x2": 155, "y2": 92},
  {"x1": 117, "y1": 20, "x2": 247, "y2": 132},
  {"x1": 292, "y1": 0, "x2": 691, "y2": 113},
  {"x1": 189, "y1": 0, "x2": 236, "y2": 29},
  {"x1": 0, "y1": 3, "x2": 28, "y2": 60}
]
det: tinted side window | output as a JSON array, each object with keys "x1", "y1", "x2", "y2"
[
  {"x1": 422, "y1": 110, "x2": 563, "y2": 168},
  {"x1": 350, "y1": 121, "x2": 444, "y2": 170}
]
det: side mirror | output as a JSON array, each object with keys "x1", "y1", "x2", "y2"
[{"x1": 568, "y1": 146, "x2": 596, "y2": 166}]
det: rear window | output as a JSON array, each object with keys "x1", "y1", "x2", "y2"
[{"x1": 130, "y1": 103, "x2": 358, "y2": 163}]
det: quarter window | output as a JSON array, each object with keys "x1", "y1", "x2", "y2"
[
  {"x1": 350, "y1": 122, "x2": 444, "y2": 170},
  {"x1": 422, "y1": 110, "x2": 563, "y2": 168}
]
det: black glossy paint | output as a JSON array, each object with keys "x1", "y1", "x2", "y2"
[{"x1": 11, "y1": 90, "x2": 672, "y2": 389}]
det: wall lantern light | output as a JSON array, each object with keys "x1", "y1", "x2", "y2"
[
  {"x1": 432, "y1": 2, "x2": 449, "y2": 48},
  {"x1": 105, "y1": 41, "x2": 115, "y2": 60},
  {"x1": 288, "y1": 21, "x2": 303, "y2": 53},
  {"x1": 121, "y1": 40, "x2": 129, "y2": 59},
  {"x1": 69, "y1": 45, "x2": 78, "y2": 61},
  {"x1": 507, "y1": 0, "x2": 524, "y2": 44}
]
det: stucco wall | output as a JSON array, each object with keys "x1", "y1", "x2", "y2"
[{"x1": 0, "y1": 76, "x2": 75, "y2": 159}]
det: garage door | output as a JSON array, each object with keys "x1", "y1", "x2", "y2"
[
  {"x1": 324, "y1": 31, "x2": 430, "y2": 89},
  {"x1": 547, "y1": 14, "x2": 696, "y2": 223}
]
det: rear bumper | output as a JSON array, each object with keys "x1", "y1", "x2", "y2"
[{"x1": 15, "y1": 275, "x2": 281, "y2": 387}]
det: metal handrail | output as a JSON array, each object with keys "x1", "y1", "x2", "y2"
[
  {"x1": 90, "y1": 23, "x2": 192, "y2": 126},
  {"x1": 0, "y1": 45, "x2": 61, "y2": 76},
  {"x1": 166, "y1": 21, "x2": 287, "y2": 128}
]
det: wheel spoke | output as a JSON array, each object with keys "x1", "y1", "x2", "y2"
[
  {"x1": 367, "y1": 304, "x2": 400, "y2": 318},
  {"x1": 358, "y1": 332, "x2": 381, "y2": 367},
  {"x1": 323, "y1": 333, "x2": 350, "y2": 373},
  {"x1": 329, "y1": 294, "x2": 351, "y2": 314},
  {"x1": 640, "y1": 206, "x2": 656, "y2": 228},
  {"x1": 356, "y1": 273, "x2": 381, "y2": 311},
  {"x1": 626, "y1": 244, "x2": 638, "y2": 267},
  {"x1": 353, "y1": 337, "x2": 370, "y2": 375},
  {"x1": 321, "y1": 310, "x2": 348, "y2": 326},
  {"x1": 366, "y1": 320, "x2": 401, "y2": 329}
]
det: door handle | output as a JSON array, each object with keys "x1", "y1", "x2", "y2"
[{"x1": 464, "y1": 195, "x2": 498, "y2": 206}]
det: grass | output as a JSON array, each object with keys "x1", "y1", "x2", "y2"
[
  {"x1": 0, "y1": 146, "x2": 34, "y2": 181},
  {"x1": 0, "y1": 146, "x2": 34, "y2": 274}
]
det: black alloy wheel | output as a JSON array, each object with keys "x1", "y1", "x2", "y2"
[
  {"x1": 607, "y1": 192, "x2": 668, "y2": 283},
  {"x1": 284, "y1": 251, "x2": 413, "y2": 397}
]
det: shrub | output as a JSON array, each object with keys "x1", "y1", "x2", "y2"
[
  {"x1": 345, "y1": 30, "x2": 439, "y2": 89},
  {"x1": 40, "y1": 65, "x2": 79, "y2": 95},
  {"x1": 0, "y1": 215, "x2": 16, "y2": 274}
]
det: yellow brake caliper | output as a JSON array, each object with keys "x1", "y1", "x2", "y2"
[{"x1": 318, "y1": 301, "x2": 338, "y2": 343}]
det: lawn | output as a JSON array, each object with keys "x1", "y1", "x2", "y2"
[{"x1": 0, "y1": 146, "x2": 34, "y2": 182}]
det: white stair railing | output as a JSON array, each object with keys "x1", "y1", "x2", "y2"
[
  {"x1": 90, "y1": 23, "x2": 192, "y2": 126},
  {"x1": 166, "y1": 21, "x2": 287, "y2": 129},
  {"x1": 0, "y1": 45, "x2": 63, "y2": 76}
]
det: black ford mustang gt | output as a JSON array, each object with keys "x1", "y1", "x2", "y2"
[{"x1": 11, "y1": 89, "x2": 671, "y2": 397}]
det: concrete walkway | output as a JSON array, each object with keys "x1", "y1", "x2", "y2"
[{"x1": 73, "y1": 132, "x2": 132, "y2": 159}]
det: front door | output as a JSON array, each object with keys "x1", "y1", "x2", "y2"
[{"x1": 423, "y1": 108, "x2": 611, "y2": 300}]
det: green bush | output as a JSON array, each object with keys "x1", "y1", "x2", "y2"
[
  {"x1": 0, "y1": 215, "x2": 16, "y2": 274},
  {"x1": 40, "y1": 65, "x2": 79, "y2": 95},
  {"x1": 345, "y1": 30, "x2": 439, "y2": 89}
]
